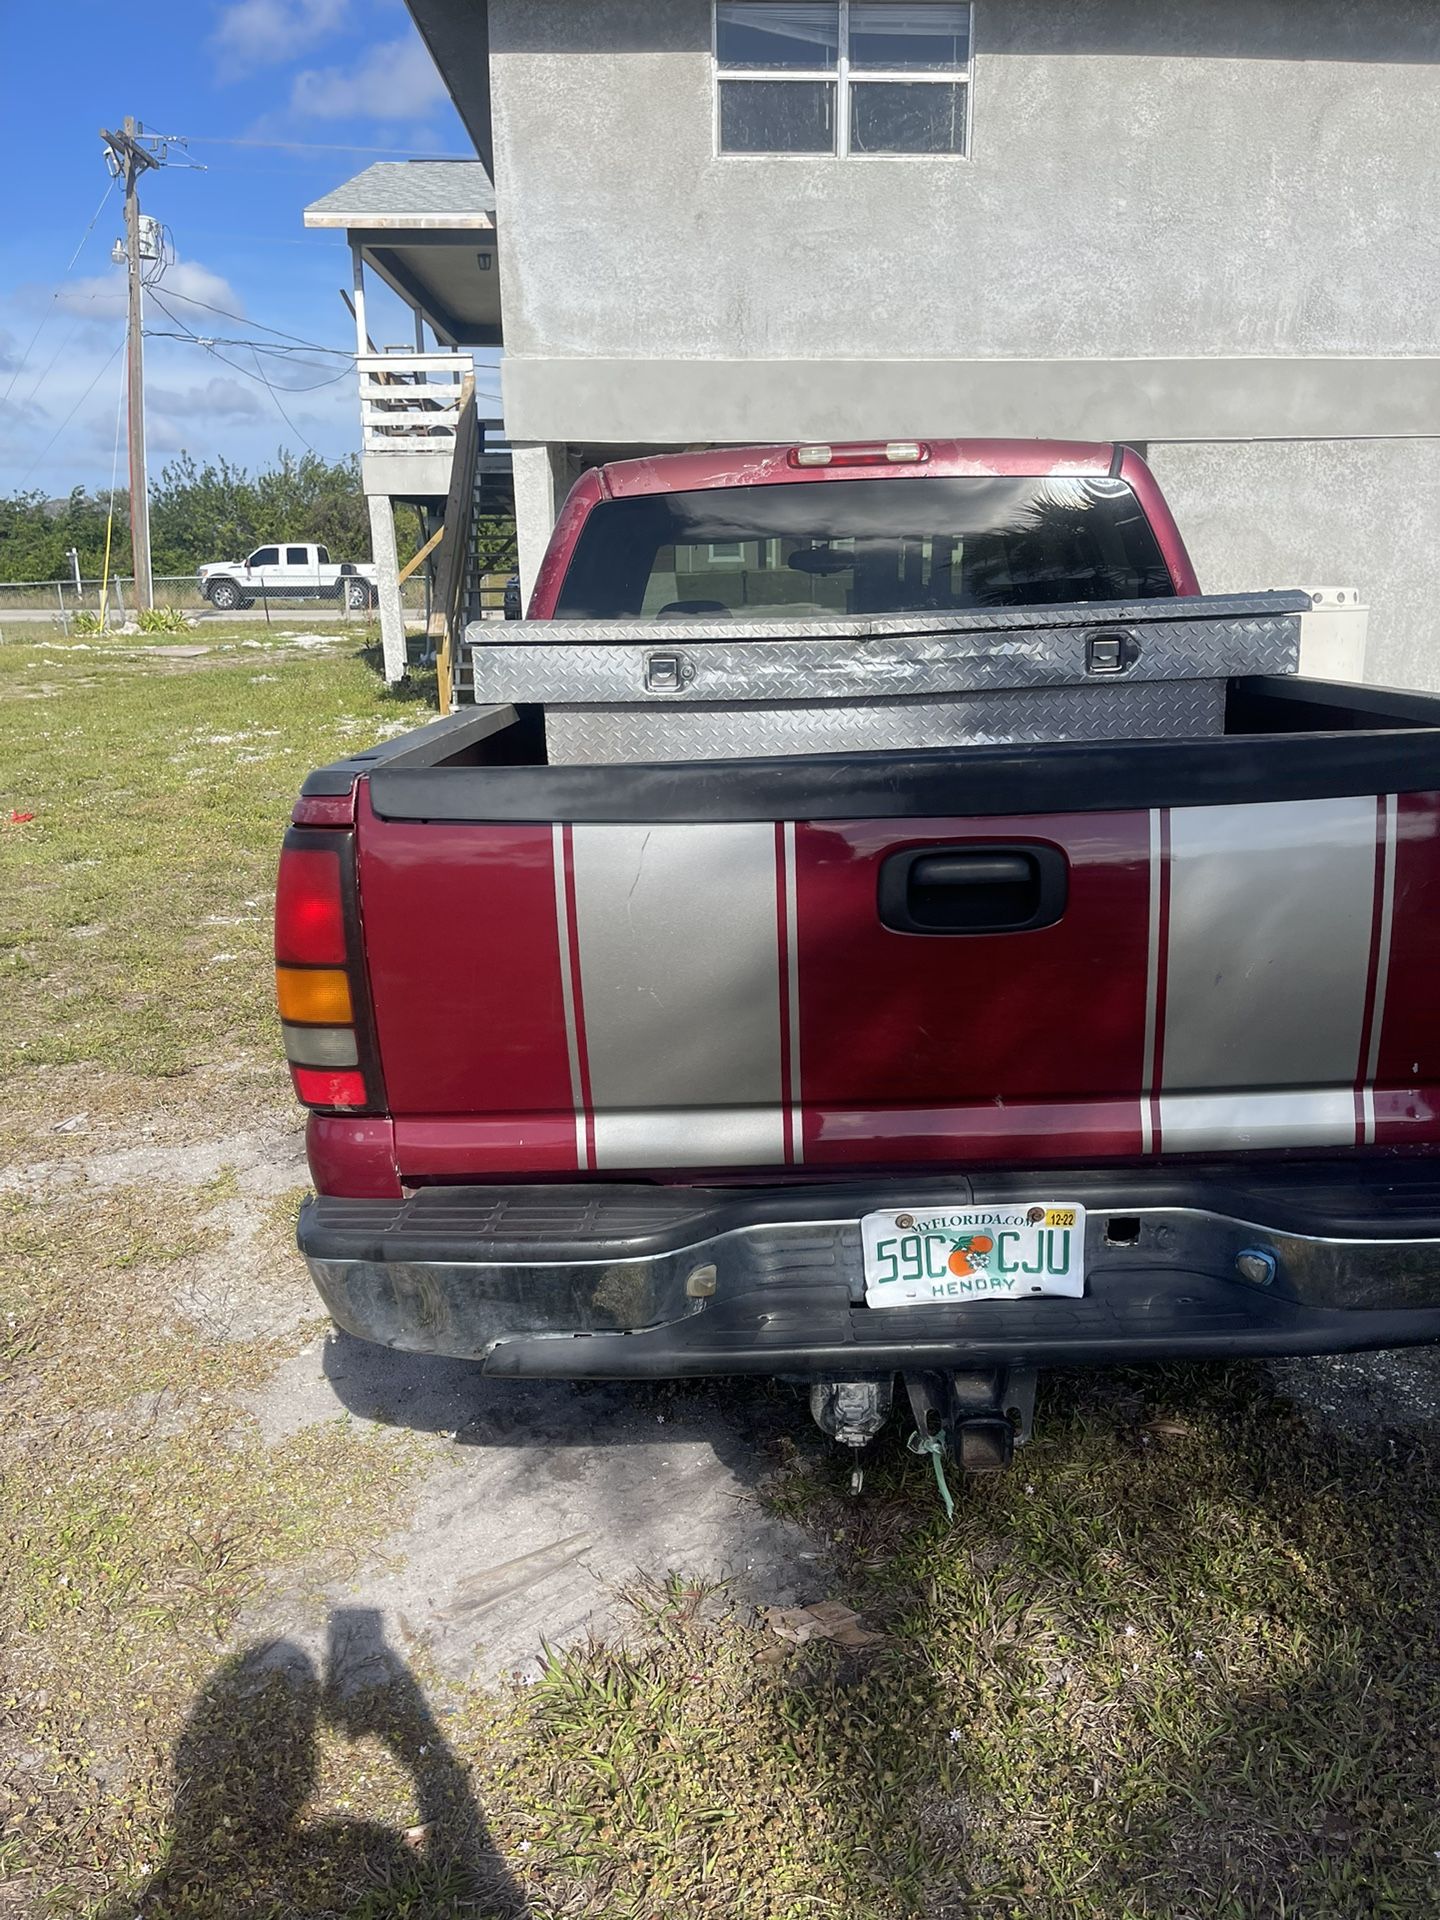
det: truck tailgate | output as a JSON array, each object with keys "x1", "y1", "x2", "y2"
[{"x1": 351, "y1": 772, "x2": 1440, "y2": 1184}]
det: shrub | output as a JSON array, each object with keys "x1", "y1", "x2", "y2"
[{"x1": 137, "y1": 606, "x2": 190, "y2": 634}]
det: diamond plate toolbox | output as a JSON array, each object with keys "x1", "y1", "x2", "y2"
[{"x1": 462, "y1": 592, "x2": 1306, "y2": 763}]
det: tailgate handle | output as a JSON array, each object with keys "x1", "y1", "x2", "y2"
[
  {"x1": 913, "y1": 853, "x2": 1032, "y2": 888},
  {"x1": 879, "y1": 845, "x2": 1068, "y2": 935}
]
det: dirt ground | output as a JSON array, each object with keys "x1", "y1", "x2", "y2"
[{"x1": 3, "y1": 1073, "x2": 819, "y2": 1668}]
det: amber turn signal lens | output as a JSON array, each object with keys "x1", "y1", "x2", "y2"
[{"x1": 276, "y1": 966, "x2": 353, "y2": 1026}]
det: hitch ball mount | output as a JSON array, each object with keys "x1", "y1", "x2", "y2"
[{"x1": 809, "y1": 1366, "x2": 1038, "y2": 1485}]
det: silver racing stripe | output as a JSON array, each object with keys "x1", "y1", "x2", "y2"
[
  {"x1": 1362, "y1": 794, "x2": 1398, "y2": 1145},
  {"x1": 1158, "y1": 1088, "x2": 1359, "y2": 1155},
  {"x1": 569, "y1": 822, "x2": 785, "y2": 1168},
  {"x1": 1140, "y1": 807, "x2": 1165, "y2": 1154},
  {"x1": 782, "y1": 820, "x2": 805, "y2": 1164},
  {"x1": 550, "y1": 823, "x2": 590, "y2": 1170},
  {"x1": 1159, "y1": 796, "x2": 1378, "y2": 1150}
]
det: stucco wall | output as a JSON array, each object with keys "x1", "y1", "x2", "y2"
[
  {"x1": 488, "y1": 0, "x2": 1440, "y2": 366},
  {"x1": 1148, "y1": 439, "x2": 1440, "y2": 692},
  {"x1": 485, "y1": 1, "x2": 1440, "y2": 683}
]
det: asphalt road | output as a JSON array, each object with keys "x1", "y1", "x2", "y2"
[{"x1": 0, "y1": 605, "x2": 356, "y2": 627}]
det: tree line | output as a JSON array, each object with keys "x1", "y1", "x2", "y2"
[{"x1": 0, "y1": 450, "x2": 516, "y2": 581}]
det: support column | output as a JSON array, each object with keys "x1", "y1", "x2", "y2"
[
  {"x1": 366, "y1": 494, "x2": 407, "y2": 683},
  {"x1": 350, "y1": 244, "x2": 368, "y2": 354},
  {"x1": 512, "y1": 442, "x2": 572, "y2": 609}
]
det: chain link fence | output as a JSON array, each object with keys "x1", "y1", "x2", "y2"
[
  {"x1": 0, "y1": 573, "x2": 512, "y2": 633},
  {"x1": 0, "y1": 575, "x2": 434, "y2": 627}
]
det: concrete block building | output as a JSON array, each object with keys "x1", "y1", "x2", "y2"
[{"x1": 313, "y1": 1, "x2": 1440, "y2": 685}]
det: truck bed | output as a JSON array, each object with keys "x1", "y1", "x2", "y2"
[{"x1": 306, "y1": 672, "x2": 1440, "y2": 816}]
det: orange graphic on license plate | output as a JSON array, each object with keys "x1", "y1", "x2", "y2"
[{"x1": 947, "y1": 1232, "x2": 994, "y2": 1276}]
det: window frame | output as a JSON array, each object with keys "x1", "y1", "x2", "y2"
[{"x1": 713, "y1": 1, "x2": 975, "y2": 161}]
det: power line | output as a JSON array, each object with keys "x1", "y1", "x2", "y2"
[
  {"x1": 182, "y1": 135, "x2": 475, "y2": 158},
  {"x1": 200, "y1": 341, "x2": 353, "y2": 393},
  {"x1": 154, "y1": 308, "x2": 352, "y2": 395},
  {"x1": 144, "y1": 289, "x2": 501, "y2": 402},
  {"x1": 145, "y1": 327, "x2": 346, "y2": 361},
  {"x1": 18, "y1": 312, "x2": 87, "y2": 414},
  {"x1": 149, "y1": 280, "x2": 352, "y2": 355},
  {"x1": 0, "y1": 178, "x2": 117, "y2": 409},
  {"x1": 145, "y1": 290, "x2": 353, "y2": 390},
  {"x1": 18, "y1": 336, "x2": 126, "y2": 489},
  {"x1": 245, "y1": 346, "x2": 317, "y2": 453}
]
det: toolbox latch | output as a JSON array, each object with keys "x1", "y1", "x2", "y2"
[
  {"x1": 1085, "y1": 628, "x2": 1138, "y2": 675},
  {"x1": 644, "y1": 651, "x2": 690, "y2": 693}
]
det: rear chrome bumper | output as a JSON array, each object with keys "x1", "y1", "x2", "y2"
[{"x1": 299, "y1": 1163, "x2": 1440, "y2": 1377}]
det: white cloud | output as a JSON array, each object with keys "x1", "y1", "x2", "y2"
[
  {"x1": 288, "y1": 33, "x2": 446, "y2": 120},
  {"x1": 156, "y1": 261, "x2": 248, "y2": 322},
  {"x1": 56, "y1": 259, "x2": 244, "y2": 328},
  {"x1": 212, "y1": 0, "x2": 350, "y2": 69},
  {"x1": 148, "y1": 376, "x2": 266, "y2": 423},
  {"x1": 57, "y1": 270, "x2": 127, "y2": 323}
]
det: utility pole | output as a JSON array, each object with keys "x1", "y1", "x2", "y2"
[{"x1": 101, "y1": 118, "x2": 159, "y2": 611}]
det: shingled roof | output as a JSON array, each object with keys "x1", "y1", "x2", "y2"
[{"x1": 304, "y1": 160, "x2": 495, "y2": 231}]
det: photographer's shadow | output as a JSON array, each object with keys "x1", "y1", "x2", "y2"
[{"x1": 113, "y1": 1607, "x2": 528, "y2": 1919}]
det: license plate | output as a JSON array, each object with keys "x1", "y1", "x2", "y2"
[{"x1": 860, "y1": 1203, "x2": 1086, "y2": 1309}]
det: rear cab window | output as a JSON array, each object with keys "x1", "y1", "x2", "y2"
[{"x1": 552, "y1": 476, "x2": 1175, "y2": 621}]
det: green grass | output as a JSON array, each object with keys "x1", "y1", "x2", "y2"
[
  {"x1": 5, "y1": 636, "x2": 1440, "y2": 1918},
  {"x1": 470, "y1": 1368, "x2": 1440, "y2": 1919},
  {"x1": 0, "y1": 623, "x2": 414, "y2": 1082}
]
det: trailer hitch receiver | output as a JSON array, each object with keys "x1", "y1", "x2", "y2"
[{"x1": 903, "y1": 1367, "x2": 1037, "y2": 1473}]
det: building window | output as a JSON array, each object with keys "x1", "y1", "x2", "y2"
[{"x1": 715, "y1": 2, "x2": 972, "y2": 156}]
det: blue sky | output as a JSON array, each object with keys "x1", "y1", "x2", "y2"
[{"x1": 0, "y1": 0, "x2": 498, "y2": 498}]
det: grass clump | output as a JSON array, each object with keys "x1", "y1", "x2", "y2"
[{"x1": 137, "y1": 607, "x2": 192, "y2": 634}]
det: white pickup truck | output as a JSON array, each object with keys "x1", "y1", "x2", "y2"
[{"x1": 197, "y1": 543, "x2": 378, "y2": 611}]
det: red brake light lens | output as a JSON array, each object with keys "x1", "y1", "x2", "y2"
[
  {"x1": 276, "y1": 846, "x2": 347, "y2": 966},
  {"x1": 291, "y1": 1066, "x2": 368, "y2": 1110}
]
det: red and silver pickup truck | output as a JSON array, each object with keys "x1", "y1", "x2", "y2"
[{"x1": 279, "y1": 440, "x2": 1440, "y2": 1469}]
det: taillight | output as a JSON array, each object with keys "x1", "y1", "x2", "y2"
[
  {"x1": 275, "y1": 848, "x2": 346, "y2": 965},
  {"x1": 275, "y1": 826, "x2": 382, "y2": 1113},
  {"x1": 789, "y1": 441, "x2": 929, "y2": 469}
]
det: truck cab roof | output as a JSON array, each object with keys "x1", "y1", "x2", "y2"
[{"x1": 591, "y1": 440, "x2": 1124, "y2": 500}]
